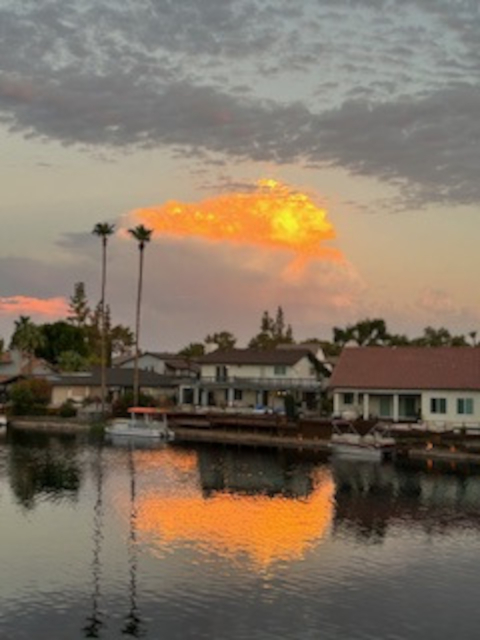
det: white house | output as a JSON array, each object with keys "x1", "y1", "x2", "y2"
[
  {"x1": 179, "y1": 347, "x2": 324, "y2": 412},
  {"x1": 329, "y1": 346, "x2": 480, "y2": 430},
  {"x1": 115, "y1": 351, "x2": 198, "y2": 378}
]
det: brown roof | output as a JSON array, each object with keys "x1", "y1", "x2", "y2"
[
  {"x1": 197, "y1": 348, "x2": 313, "y2": 366},
  {"x1": 329, "y1": 347, "x2": 480, "y2": 391}
]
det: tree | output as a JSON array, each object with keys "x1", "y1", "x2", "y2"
[
  {"x1": 128, "y1": 224, "x2": 153, "y2": 406},
  {"x1": 10, "y1": 316, "x2": 45, "y2": 374},
  {"x1": 37, "y1": 321, "x2": 89, "y2": 366},
  {"x1": 248, "y1": 306, "x2": 294, "y2": 349},
  {"x1": 10, "y1": 378, "x2": 51, "y2": 415},
  {"x1": 68, "y1": 282, "x2": 90, "y2": 327},
  {"x1": 178, "y1": 342, "x2": 206, "y2": 359},
  {"x1": 92, "y1": 222, "x2": 115, "y2": 416},
  {"x1": 333, "y1": 318, "x2": 390, "y2": 348},
  {"x1": 205, "y1": 331, "x2": 237, "y2": 351},
  {"x1": 412, "y1": 326, "x2": 468, "y2": 347}
]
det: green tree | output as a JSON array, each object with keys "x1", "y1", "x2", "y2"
[
  {"x1": 412, "y1": 326, "x2": 468, "y2": 347},
  {"x1": 128, "y1": 224, "x2": 153, "y2": 405},
  {"x1": 68, "y1": 282, "x2": 91, "y2": 327},
  {"x1": 37, "y1": 321, "x2": 89, "y2": 365},
  {"x1": 178, "y1": 342, "x2": 206, "y2": 359},
  {"x1": 333, "y1": 318, "x2": 390, "y2": 348},
  {"x1": 10, "y1": 378, "x2": 51, "y2": 415},
  {"x1": 92, "y1": 221, "x2": 115, "y2": 415},
  {"x1": 205, "y1": 331, "x2": 237, "y2": 350},
  {"x1": 10, "y1": 316, "x2": 45, "y2": 374},
  {"x1": 248, "y1": 306, "x2": 294, "y2": 349},
  {"x1": 57, "y1": 350, "x2": 89, "y2": 372}
]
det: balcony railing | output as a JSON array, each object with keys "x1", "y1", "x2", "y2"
[{"x1": 199, "y1": 376, "x2": 321, "y2": 390}]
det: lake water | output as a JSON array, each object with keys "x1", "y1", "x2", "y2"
[{"x1": 1, "y1": 429, "x2": 480, "y2": 640}]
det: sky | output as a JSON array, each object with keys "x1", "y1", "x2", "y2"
[{"x1": 1, "y1": 0, "x2": 480, "y2": 351}]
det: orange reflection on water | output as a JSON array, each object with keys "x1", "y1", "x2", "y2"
[{"x1": 134, "y1": 460, "x2": 334, "y2": 569}]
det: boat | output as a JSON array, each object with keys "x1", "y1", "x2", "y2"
[
  {"x1": 105, "y1": 407, "x2": 175, "y2": 441},
  {"x1": 330, "y1": 420, "x2": 396, "y2": 461}
]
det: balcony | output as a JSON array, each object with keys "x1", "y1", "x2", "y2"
[{"x1": 199, "y1": 376, "x2": 321, "y2": 391}]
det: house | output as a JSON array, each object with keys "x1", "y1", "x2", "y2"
[
  {"x1": 49, "y1": 367, "x2": 180, "y2": 408},
  {"x1": 329, "y1": 346, "x2": 480, "y2": 429},
  {"x1": 0, "y1": 349, "x2": 54, "y2": 382},
  {"x1": 0, "y1": 350, "x2": 56, "y2": 404},
  {"x1": 114, "y1": 351, "x2": 198, "y2": 378},
  {"x1": 179, "y1": 347, "x2": 324, "y2": 412}
]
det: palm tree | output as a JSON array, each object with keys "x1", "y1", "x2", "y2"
[
  {"x1": 92, "y1": 222, "x2": 115, "y2": 416},
  {"x1": 10, "y1": 315, "x2": 44, "y2": 375},
  {"x1": 128, "y1": 224, "x2": 153, "y2": 406}
]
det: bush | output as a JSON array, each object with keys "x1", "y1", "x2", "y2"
[
  {"x1": 59, "y1": 399, "x2": 77, "y2": 418},
  {"x1": 10, "y1": 378, "x2": 52, "y2": 416}
]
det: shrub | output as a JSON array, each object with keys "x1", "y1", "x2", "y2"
[
  {"x1": 59, "y1": 399, "x2": 77, "y2": 418},
  {"x1": 10, "y1": 378, "x2": 52, "y2": 416}
]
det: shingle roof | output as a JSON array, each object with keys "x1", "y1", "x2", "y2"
[
  {"x1": 197, "y1": 348, "x2": 313, "y2": 366},
  {"x1": 329, "y1": 347, "x2": 480, "y2": 391},
  {"x1": 51, "y1": 368, "x2": 174, "y2": 387}
]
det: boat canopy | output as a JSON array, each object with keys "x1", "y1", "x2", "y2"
[{"x1": 127, "y1": 407, "x2": 167, "y2": 415}]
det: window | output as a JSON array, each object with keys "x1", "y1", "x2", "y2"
[
  {"x1": 430, "y1": 397, "x2": 447, "y2": 414},
  {"x1": 234, "y1": 389, "x2": 243, "y2": 401},
  {"x1": 343, "y1": 392, "x2": 354, "y2": 405},
  {"x1": 274, "y1": 365, "x2": 287, "y2": 376},
  {"x1": 379, "y1": 396, "x2": 392, "y2": 417},
  {"x1": 457, "y1": 398, "x2": 474, "y2": 415}
]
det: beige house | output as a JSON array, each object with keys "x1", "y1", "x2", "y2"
[
  {"x1": 49, "y1": 368, "x2": 179, "y2": 408},
  {"x1": 329, "y1": 346, "x2": 480, "y2": 430},
  {"x1": 115, "y1": 351, "x2": 198, "y2": 378},
  {"x1": 179, "y1": 347, "x2": 324, "y2": 412}
]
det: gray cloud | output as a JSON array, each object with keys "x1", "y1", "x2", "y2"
[{"x1": 1, "y1": 0, "x2": 480, "y2": 207}]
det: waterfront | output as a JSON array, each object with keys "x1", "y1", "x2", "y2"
[{"x1": 1, "y1": 430, "x2": 480, "y2": 639}]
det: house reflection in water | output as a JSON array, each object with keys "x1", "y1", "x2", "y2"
[
  {"x1": 332, "y1": 458, "x2": 480, "y2": 541},
  {"x1": 128, "y1": 446, "x2": 335, "y2": 570}
]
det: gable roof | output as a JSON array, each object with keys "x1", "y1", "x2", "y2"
[
  {"x1": 51, "y1": 368, "x2": 174, "y2": 388},
  {"x1": 197, "y1": 348, "x2": 314, "y2": 366},
  {"x1": 329, "y1": 347, "x2": 480, "y2": 391}
]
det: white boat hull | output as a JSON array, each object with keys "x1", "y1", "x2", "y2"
[
  {"x1": 330, "y1": 431, "x2": 395, "y2": 461},
  {"x1": 105, "y1": 416, "x2": 174, "y2": 441},
  {"x1": 105, "y1": 425, "x2": 174, "y2": 440}
]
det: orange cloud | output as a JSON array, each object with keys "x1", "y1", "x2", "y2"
[
  {"x1": 123, "y1": 179, "x2": 342, "y2": 263},
  {"x1": 0, "y1": 296, "x2": 69, "y2": 317}
]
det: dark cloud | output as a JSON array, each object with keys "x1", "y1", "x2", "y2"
[{"x1": 1, "y1": 0, "x2": 480, "y2": 207}]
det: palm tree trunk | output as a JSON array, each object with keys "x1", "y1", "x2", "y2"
[
  {"x1": 133, "y1": 245, "x2": 144, "y2": 406},
  {"x1": 100, "y1": 237, "x2": 107, "y2": 416}
]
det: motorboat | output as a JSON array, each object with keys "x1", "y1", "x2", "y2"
[
  {"x1": 330, "y1": 420, "x2": 396, "y2": 461},
  {"x1": 105, "y1": 407, "x2": 174, "y2": 441}
]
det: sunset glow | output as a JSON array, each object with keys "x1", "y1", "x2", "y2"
[
  {"x1": 124, "y1": 180, "x2": 342, "y2": 263},
  {"x1": 0, "y1": 296, "x2": 69, "y2": 317},
  {"x1": 120, "y1": 448, "x2": 335, "y2": 570}
]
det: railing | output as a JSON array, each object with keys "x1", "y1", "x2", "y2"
[{"x1": 199, "y1": 376, "x2": 321, "y2": 390}]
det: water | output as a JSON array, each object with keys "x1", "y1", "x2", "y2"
[{"x1": 1, "y1": 429, "x2": 480, "y2": 640}]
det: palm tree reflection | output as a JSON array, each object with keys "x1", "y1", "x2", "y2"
[
  {"x1": 122, "y1": 444, "x2": 143, "y2": 637},
  {"x1": 84, "y1": 444, "x2": 105, "y2": 638}
]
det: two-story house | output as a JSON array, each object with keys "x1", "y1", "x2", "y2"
[{"x1": 179, "y1": 347, "x2": 324, "y2": 412}]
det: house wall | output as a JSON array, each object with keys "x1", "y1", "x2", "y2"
[
  {"x1": 200, "y1": 356, "x2": 315, "y2": 381},
  {"x1": 119, "y1": 355, "x2": 167, "y2": 374},
  {"x1": 51, "y1": 385, "x2": 99, "y2": 407},
  {"x1": 421, "y1": 390, "x2": 480, "y2": 428},
  {"x1": 333, "y1": 388, "x2": 480, "y2": 429}
]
